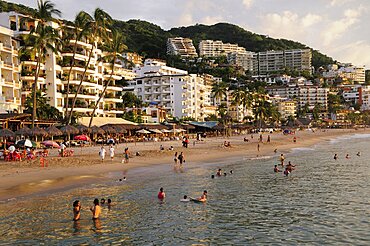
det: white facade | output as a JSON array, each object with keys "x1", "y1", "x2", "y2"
[
  {"x1": 199, "y1": 40, "x2": 247, "y2": 57},
  {"x1": 125, "y1": 60, "x2": 214, "y2": 120},
  {"x1": 323, "y1": 64, "x2": 365, "y2": 84},
  {"x1": 257, "y1": 49, "x2": 312, "y2": 75},
  {"x1": 0, "y1": 25, "x2": 21, "y2": 113},
  {"x1": 167, "y1": 37, "x2": 198, "y2": 58},
  {"x1": 227, "y1": 51, "x2": 257, "y2": 73},
  {"x1": 0, "y1": 12, "x2": 125, "y2": 118}
]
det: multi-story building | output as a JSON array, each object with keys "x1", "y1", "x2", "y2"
[
  {"x1": 122, "y1": 52, "x2": 143, "y2": 67},
  {"x1": 125, "y1": 60, "x2": 214, "y2": 120},
  {"x1": 199, "y1": 40, "x2": 246, "y2": 57},
  {"x1": 340, "y1": 85, "x2": 370, "y2": 110},
  {"x1": 322, "y1": 63, "x2": 365, "y2": 84},
  {"x1": 0, "y1": 25, "x2": 21, "y2": 113},
  {"x1": 256, "y1": 49, "x2": 312, "y2": 75},
  {"x1": 270, "y1": 95, "x2": 297, "y2": 120},
  {"x1": 0, "y1": 11, "x2": 124, "y2": 118},
  {"x1": 227, "y1": 51, "x2": 257, "y2": 73},
  {"x1": 267, "y1": 84, "x2": 328, "y2": 111},
  {"x1": 167, "y1": 37, "x2": 198, "y2": 58}
]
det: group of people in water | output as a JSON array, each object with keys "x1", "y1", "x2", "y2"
[
  {"x1": 157, "y1": 187, "x2": 207, "y2": 203},
  {"x1": 273, "y1": 153, "x2": 296, "y2": 176},
  {"x1": 73, "y1": 198, "x2": 113, "y2": 221}
]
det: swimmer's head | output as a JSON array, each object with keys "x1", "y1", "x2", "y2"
[
  {"x1": 73, "y1": 200, "x2": 80, "y2": 207},
  {"x1": 183, "y1": 195, "x2": 187, "y2": 199},
  {"x1": 160, "y1": 187, "x2": 164, "y2": 192},
  {"x1": 100, "y1": 198, "x2": 105, "y2": 204},
  {"x1": 119, "y1": 179, "x2": 122, "y2": 182},
  {"x1": 224, "y1": 173, "x2": 227, "y2": 176},
  {"x1": 211, "y1": 175, "x2": 215, "y2": 179},
  {"x1": 107, "y1": 199, "x2": 112, "y2": 204},
  {"x1": 93, "y1": 198, "x2": 99, "y2": 205},
  {"x1": 230, "y1": 170, "x2": 233, "y2": 174},
  {"x1": 274, "y1": 165, "x2": 277, "y2": 167}
]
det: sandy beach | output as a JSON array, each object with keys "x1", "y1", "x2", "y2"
[{"x1": 0, "y1": 128, "x2": 367, "y2": 201}]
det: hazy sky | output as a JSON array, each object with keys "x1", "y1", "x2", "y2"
[{"x1": 8, "y1": 0, "x2": 370, "y2": 68}]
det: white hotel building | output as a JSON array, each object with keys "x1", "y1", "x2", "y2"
[
  {"x1": 124, "y1": 59, "x2": 215, "y2": 121},
  {"x1": 0, "y1": 24, "x2": 21, "y2": 113},
  {"x1": 0, "y1": 11, "x2": 125, "y2": 118}
]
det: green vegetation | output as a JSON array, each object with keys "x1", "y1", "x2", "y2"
[{"x1": 1, "y1": 1, "x2": 335, "y2": 68}]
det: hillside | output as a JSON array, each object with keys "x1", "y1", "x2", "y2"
[{"x1": 1, "y1": 1, "x2": 335, "y2": 68}]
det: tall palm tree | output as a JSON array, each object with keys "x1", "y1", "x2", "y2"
[
  {"x1": 88, "y1": 30, "x2": 127, "y2": 127},
  {"x1": 27, "y1": 0, "x2": 61, "y2": 128},
  {"x1": 62, "y1": 11, "x2": 92, "y2": 123},
  {"x1": 211, "y1": 81, "x2": 228, "y2": 105},
  {"x1": 231, "y1": 87, "x2": 244, "y2": 122},
  {"x1": 67, "y1": 8, "x2": 112, "y2": 125}
]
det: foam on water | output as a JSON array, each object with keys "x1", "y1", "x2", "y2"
[{"x1": 330, "y1": 133, "x2": 370, "y2": 144}]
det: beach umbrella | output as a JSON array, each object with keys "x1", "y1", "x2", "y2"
[
  {"x1": 74, "y1": 135, "x2": 91, "y2": 141},
  {"x1": 100, "y1": 125, "x2": 117, "y2": 134},
  {"x1": 136, "y1": 129, "x2": 151, "y2": 134},
  {"x1": 8, "y1": 145, "x2": 15, "y2": 152},
  {"x1": 91, "y1": 125, "x2": 105, "y2": 135},
  {"x1": 0, "y1": 128, "x2": 15, "y2": 138},
  {"x1": 149, "y1": 129, "x2": 163, "y2": 134},
  {"x1": 15, "y1": 126, "x2": 31, "y2": 136},
  {"x1": 46, "y1": 125, "x2": 63, "y2": 140},
  {"x1": 107, "y1": 138, "x2": 115, "y2": 144},
  {"x1": 60, "y1": 125, "x2": 79, "y2": 142},
  {"x1": 76, "y1": 125, "x2": 91, "y2": 134},
  {"x1": 41, "y1": 140, "x2": 60, "y2": 148},
  {"x1": 161, "y1": 129, "x2": 171, "y2": 133},
  {"x1": 16, "y1": 139, "x2": 36, "y2": 148},
  {"x1": 30, "y1": 126, "x2": 48, "y2": 137},
  {"x1": 112, "y1": 125, "x2": 127, "y2": 134}
]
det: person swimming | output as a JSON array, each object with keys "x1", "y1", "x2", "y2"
[
  {"x1": 223, "y1": 172, "x2": 227, "y2": 176},
  {"x1": 211, "y1": 175, "x2": 215, "y2": 179},
  {"x1": 180, "y1": 195, "x2": 190, "y2": 202},
  {"x1": 346, "y1": 154, "x2": 350, "y2": 159},
  {"x1": 274, "y1": 165, "x2": 281, "y2": 173},
  {"x1": 230, "y1": 170, "x2": 233, "y2": 174},
  {"x1": 216, "y1": 169, "x2": 222, "y2": 176},
  {"x1": 357, "y1": 152, "x2": 361, "y2": 156},
  {"x1": 100, "y1": 198, "x2": 106, "y2": 205},
  {"x1": 334, "y1": 154, "x2": 338, "y2": 160},
  {"x1": 284, "y1": 167, "x2": 290, "y2": 176}
]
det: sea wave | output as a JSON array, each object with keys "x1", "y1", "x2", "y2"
[{"x1": 330, "y1": 133, "x2": 370, "y2": 144}]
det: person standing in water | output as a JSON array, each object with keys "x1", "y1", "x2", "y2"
[
  {"x1": 99, "y1": 146, "x2": 106, "y2": 162},
  {"x1": 90, "y1": 198, "x2": 101, "y2": 220},
  {"x1": 73, "y1": 200, "x2": 81, "y2": 221},
  {"x1": 274, "y1": 165, "x2": 281, "y2": 173},
  {"x1": 195, "y1": 190, "x2": 208, "y2": 202},
  {"x1": 109, "y1": 145, "x2": 115, "y2": 161},
  {"x1": 174, "y1": 152, "x2": 178, "y2": 165},
  {"x1": 158, "y1": 187, "x2": 165, "y2": 200},
  {"x1": 280, "y1": 154, "x2": 285, "y2": 166},
  {"x1": 334, "y1": 154, "x2": 338, "y2": 160}
]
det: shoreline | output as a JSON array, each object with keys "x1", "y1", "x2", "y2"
[{"x1": 0, "y1": 128, "x2": 367, "y2": 201}]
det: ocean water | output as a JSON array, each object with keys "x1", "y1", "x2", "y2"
[{"x1": 1, "y1": 134, "x2": 370, "y2": 245}]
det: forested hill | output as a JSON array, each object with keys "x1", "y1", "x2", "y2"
[
  {"x1": 1, "y1": 1, "x2": 335, "y2": 68},
  {"x1": 114, "y1": 20, "x2": 334, "y2": 68}
]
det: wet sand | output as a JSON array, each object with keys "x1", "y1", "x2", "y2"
[{"x1": 0, "y1": 128, "x2": 367, "y2": 201}]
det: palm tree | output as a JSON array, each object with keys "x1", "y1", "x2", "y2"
[
  {"x1": 26, "y1": 0, "x2": 61, "y2": 128},
  {"x1": 88, "y1": 30, "x2": 127, "y2": 127},
  {"x1": 62, "y1": 11, "x2": 92, "y2": 123},
  {"x1": 231, "y1": 87, "x2": 244, "y2": 122},
  {"x1": 211, "y1": 81, "x2": 228, "y2": 106},
  {"x1": 67, "y1": 8, "x2": 112, "y2": 125}
]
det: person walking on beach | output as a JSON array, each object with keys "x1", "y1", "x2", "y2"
[
  {"x1": 158, "y1": 187, "x2": 165, "y2": 200},
  {"x1": 99, "y1": 146, "x2": 106, "y2": 162},
  {"x1": 267, "y1": 135, "x2": 271, "y2": 143},
  {"x1": 259, "y1": 134, "x2": 263, "y2": 142},
  {"x1": 90, "y1": 198, "x2": 101, "y2": 219},
  {"x1": 73, "y1": 200, "x2": 81, "y2": 221},
  {"x1": 257, "y1": 143, "x2": 260, "y2": 152},
  {"x1": 109, "y1": 145, "x2": 115, "y2": 161}
]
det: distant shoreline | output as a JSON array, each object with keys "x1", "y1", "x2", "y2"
[{"x1": 0, "y1": 128, "x2": 367, "y2": 201}]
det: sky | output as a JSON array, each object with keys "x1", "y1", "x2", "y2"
[{"x1": 8, "y1": 0, "x2": 370, "y2": 68}]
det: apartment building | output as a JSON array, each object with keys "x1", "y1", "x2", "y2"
[
  {"x1": 0, "y1": 25, "x2": 21, "y2": 113},
  {"x1": 0, "y1": 12, "x2": 124, "y2": 118},
  {"x1": 125, "y1": 60, "x2": 214, "y2": 120},
  {"x1": 270, "y1": 95, "x2": 297, "y2": 120},
  {"x1": 227, "y1": 51, "x2": 257, "y2": 73},
  {"x1": 340, "y1": 85, "x2": 370, "y2": 110},
  {"x1": 256, "y1": 49, "x2": 312, "y2": 75},
  {"x1": 199, "y1": 40, "x2": 246, "y2": 57},
  {"x1": 122, "y1": 52, "x2": 143, "y2": 67},
  {"x1": 323, "y1": 63, "x2": 365, "y2": 84},
  {"x1": 167, "y1": 37, "x2": 198, "y2": 58},
  {"x1": 267, "y1": 84, "x2": 328, "y2": 111}
]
